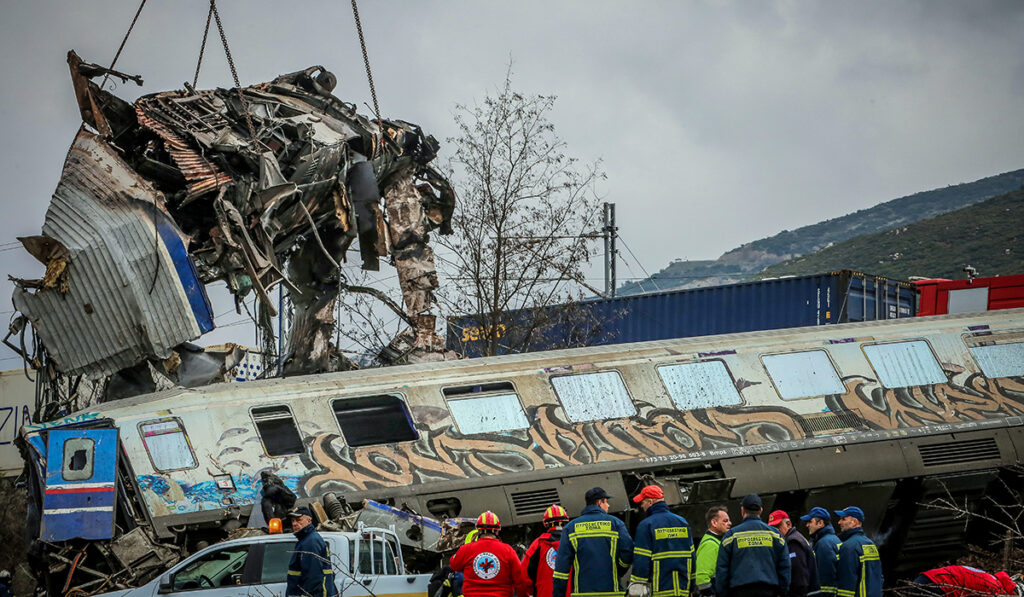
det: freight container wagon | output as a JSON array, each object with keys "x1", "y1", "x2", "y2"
[
  {"x1": 915, "y1": 273, "x2": 1024, "y2": 316},
  {"x1": 447, "y1": 270, "x2": 916, "y2": 357}
]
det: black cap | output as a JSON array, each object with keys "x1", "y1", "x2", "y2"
[
  {"x1": 585, "y1": 487, "x2": 613, "y2": 504},
  {"x1": 740, "y1": 494, "x2": 762, "y2": 511},
  {"x1": 286, "y1": 506, "x2": 313, "y2": 518}
]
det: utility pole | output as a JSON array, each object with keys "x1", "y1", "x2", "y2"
[{"x1": 603, "y1": 202, "x2": 618, "y2": 297}]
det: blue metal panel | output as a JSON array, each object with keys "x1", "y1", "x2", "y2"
[
  {"x1": 42, "y1": 428, "x2": 119, "y2": 541},
  {"x1": 447, "y1": 271, "x2": 917, "y2": 357},
  {"x1": 157, "y1": 218, "x2": 215, "y2": 334}
]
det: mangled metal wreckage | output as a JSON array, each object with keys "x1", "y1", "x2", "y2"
[
  {"x1": 10, "y1": 52, "x2": 457, "y2": 592},
  {"x1": 9, "y1": 51, "x2": 455, "y2": 390}
]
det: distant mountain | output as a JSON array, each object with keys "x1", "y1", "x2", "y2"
[
  {"x1": 755, "y1": 188, "x2": 1024, "y2": 280},
  {"x1": 617, "y1": 168, "x2": 1024, "y2": 295}
]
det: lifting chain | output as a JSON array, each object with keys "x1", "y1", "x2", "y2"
[
  {"x1": 350, "y1": 0, "x2": 382, "y2": 130},
  {"x1": 101, "y1": 0, "x2": 148, "y2": 90},
  {"x1": 209, "y1": 0, "x2": 258, "y2": 140},
  {"x1": 192, "y1": 1, "x2": 214, "y2": 88}
]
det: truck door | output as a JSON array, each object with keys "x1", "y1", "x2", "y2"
[
  {"x1": 354, "y1": 529, "x2": 412, "y2": 597},
  {"x1": 41, "y1": 428, "x2": 119, "y2": 541}
]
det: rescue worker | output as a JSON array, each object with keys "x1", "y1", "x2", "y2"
[
  {"x1": 261, "y1": 470, "x2": 297, "y2": 523},
  {"x1": 911, "y1": 565, "x2": 1020, "y2": 597},
  {"x1": 766, "y1": 511, "x2": 816, "y2": 597},
  {"x1": 553, "y1": 487, "x2": 633, "y2": 597},
  {"x1": 0, "y1": 570, "x2": 12, "y2": 597},
  {"x1": 833, "y1": 507, "x2": 881, "y2": 597},
  {"x1": 714, "y1": 494, "x2": 790, "y2": 597},
  {"x1": 450, "y1": 511, "x2": 531, "y2": 597},
  {"x1": 286, "y1": 506, "x2": 338, "y2": 597},
  {"x1": 523, "y1": 505, "x2": 571, "y2": 597},
  {"x1": 629, "y1": 485, "x2": 694, "y2": 597},
  {"x1": 800, "y1": 508, "x2": 840, "y2": 597},
  {"x1": 694, "y1": 506, "x2": 732, "y2": 597}
]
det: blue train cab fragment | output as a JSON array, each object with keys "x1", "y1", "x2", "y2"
[{"x1": 41, "y1": 428, "x2": 119, "y2": 541}]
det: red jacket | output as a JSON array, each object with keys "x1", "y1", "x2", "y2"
[
  {"x1": 522, "y1": 529, "x2": 570, "y2": 597},
  {"x1": 922, "y1": 566, "x2": 1017, "y2": 597},
  {"x1": 451, "y1": 535, "x2": 531, "y2": 597}
]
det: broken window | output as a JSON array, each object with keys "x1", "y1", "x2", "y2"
[
  {"x1": 444, "y1": 382, "x2": 529, "y2": 434},
  {"x1": 969, "y1": 342, "x2": 1024, "y2": 378},
  {"x1": 658, "y1": 360, "x2": 743, "y2": 410},
  {"x1": 62, "y1": 438, "x2": 94, "y2": 481},
  {"x1": 251, "y1": 406, "x2": 304, "y2": 456},
  {"x1": 762, "y1": 350, "x2": 845, "y2": 400},
  {"x1": 139, "y1": 418, "x2": 198, "y2": 472},
  {"x1": 862, "y1": 340, "x2": 947, "y2": 388},
  {"x1": 550, "y1": 371, "x2": 636, "y2": 422},
  {"x1": 332, "y1": 395, "x2": 418, "y2": 447}
]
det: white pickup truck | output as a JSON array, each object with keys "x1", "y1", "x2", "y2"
[{"x1": 97, "y1": 527, "x2": 431, "y2": 597}]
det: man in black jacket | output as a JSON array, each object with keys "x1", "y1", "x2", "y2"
[{"x1": 767, "y1": 511, "x2": 817, "y2": 597}]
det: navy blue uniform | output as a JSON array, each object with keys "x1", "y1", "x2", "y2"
[
  {"x1": 809, "y1": 526, "x2": 840, "y2": 597},
  {"x1": 714, "y1": 515, "x2": 791, "y2": 597},
  {"x1": 631, "y1": 502, "x2": 694, "y2": 597},
  {"x1": 553, "y1": 505, "x2": 634, "y2": 597},
  {"x1": 835, "y1": 528, "x2": 881, "y2": 597},
  {"x1": 287, "y1": 524, "x2": 338, "y2": 597}
]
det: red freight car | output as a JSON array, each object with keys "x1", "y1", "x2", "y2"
[{"x1": 915, "y1": 273, "x2": 1024, "y2": 316}]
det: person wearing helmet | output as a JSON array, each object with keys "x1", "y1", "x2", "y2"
[
  {"x1": 522, "y1": 505, "x2": 571, "y2": 597},
  {"x1": 0, "y1": 570, "x2": 12, "y2": 597},
  {"x1": 450, "y1": 511, "x2": 531, "y2": 597}
]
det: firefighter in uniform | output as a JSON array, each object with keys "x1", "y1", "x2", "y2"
[
  {"x1": 714, "y1": 494, "x2": 790, "y2": 597},
  {"x1": 286, "y1": 506, "x2": 338, "y2": 597},
  {"x1": 629, "y1": 485, "x2": 694, "y2": 597},
  {"x1": 833, "y1": 507, "x2": 882, "y2": 597},
  {"x1": 523, "y1": 505, "x2": 571, "y2": 597},
  {"x1": 450, "y1": 512, "x2": 531, "y2": 597},
  {"x1": 553, "y1": 487, "x2": 634, "y2": 597},
  {"x1": 800, "y1": 508, "x2": 840, "y2": 597}
]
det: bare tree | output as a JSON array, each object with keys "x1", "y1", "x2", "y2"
[{"x1": 438, "y1": 67, "x2": 605, "y2": 356}]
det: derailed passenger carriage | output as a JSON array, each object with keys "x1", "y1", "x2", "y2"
[{"x1": 20, "y1": 309, "x2": 1024, "y2": 588}]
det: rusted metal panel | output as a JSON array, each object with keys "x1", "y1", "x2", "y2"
[{"x1": 12, "y1": 129, "x2": 213, "y2": 378}]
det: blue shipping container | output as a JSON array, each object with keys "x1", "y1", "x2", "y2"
[{"x1": 446, "y1": 270, "x2": 917, "y2": 357}]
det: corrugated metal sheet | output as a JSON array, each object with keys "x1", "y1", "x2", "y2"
[
  {"x1": 447, "y1": 270, "x2": 917, "y2": 357},
  {"x1": 12, "y1": 129, "x2": 213, "y2": 378}
]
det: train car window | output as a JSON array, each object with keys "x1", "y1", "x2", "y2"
[
  {"x1": 62, "y1": 438, "x2": 94, "y2": 481},
  {"x1": 657, "y1": 360, "x2": 743, "y2": 410},
  {"x1": 447, "y1": 389, "x2": 530, "y2": 434},
  {"x1": 251, "y1": 406, "x2": 304, "y2": 456},
  {"x1": 762, "y1": 350, "x2": 845, "y2": 400},
  {"x1": 550, "y1": 371, "x2": 636, "y2": 422},
  {"x1": 969, "y1": 342, "x2": 1024, "y2": 378},
  {"x1": 332, "y1": 395, "x2": 418, "y2": 447},
  {"x1": 862, "y1": 341, "x2": 947, "y2": 388},
  {"x1": 139, "y1": 418, "x2": 198, "y2": 471}
]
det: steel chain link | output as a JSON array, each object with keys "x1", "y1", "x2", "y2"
[
  {"x1": 192, "y1": 2, "x2": 214, "y2": 89},
  {"x1": 210, "y1": 0, "x2": 258, "y2": 140},
  {"x1": 351, "y1": 0, "x2": 382, "y2": 131}
]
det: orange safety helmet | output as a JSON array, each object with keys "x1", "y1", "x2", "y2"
[
  {"x1": 476, "y1": 511, "x2": 501, "y2": 530},
  {"x1": 543, "y1": 505, "x2": 569, "y2": 527}
]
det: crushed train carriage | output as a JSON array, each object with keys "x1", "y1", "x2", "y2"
[{"x1": 19, "y1": 308, "x2": 1024, "y2": 589}]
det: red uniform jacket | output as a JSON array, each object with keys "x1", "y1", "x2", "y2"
[
  {"x1": 922, "y1": 566, "x2": 1017, "y2": 597},
  {"x1": 522, "y1": 529, "x2": 570, "y2": 597},
  {"x1": 451, "y1": 535, "x2": 531, "y2": 597}
]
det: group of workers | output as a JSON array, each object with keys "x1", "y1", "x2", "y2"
[{"x1": 436, "y1": 486, "x2": 1022, "y2": 597}]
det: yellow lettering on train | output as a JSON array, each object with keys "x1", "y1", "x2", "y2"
[{"x1": 460, "y1": 324, "x2": 507, "y2": 343}]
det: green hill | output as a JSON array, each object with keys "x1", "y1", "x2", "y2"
[
  {"x1": 618, "y1": 168, "x2": 1024, "y2": 295},
  {"x1": 756, "y1": 188, "x2": 1024, "y2": 280}
]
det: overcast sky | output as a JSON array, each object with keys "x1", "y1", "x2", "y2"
[{"x1": 2, "y1": 0, "x2": 1024, "y2": 363}]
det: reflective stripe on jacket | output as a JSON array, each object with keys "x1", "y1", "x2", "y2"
[
  {"x1": 286, "y1": 525, "x2": 338, "y2": 597},
  {"x1": 809, "y1": 526, "x2": 841, "y2": 597},
  {"x1": 835, "y1": 528, "x2": 882, "y2": 597},
  {"x1": 630, "y1": 502, "x2": 694, "y2": 597},
  {"x1": 713, "y1": 516, "x2": 791, "y2": 597},
  {"x1": 553, "y1": 505, "x2": 634, "y2": 597},
  {"x1": 693, "y1": 532, "x2": 723, "y2": 594}
]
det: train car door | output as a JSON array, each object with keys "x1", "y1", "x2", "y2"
[{"x1": 41, "y1": 428, "x2": 119, "y2": 541}]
